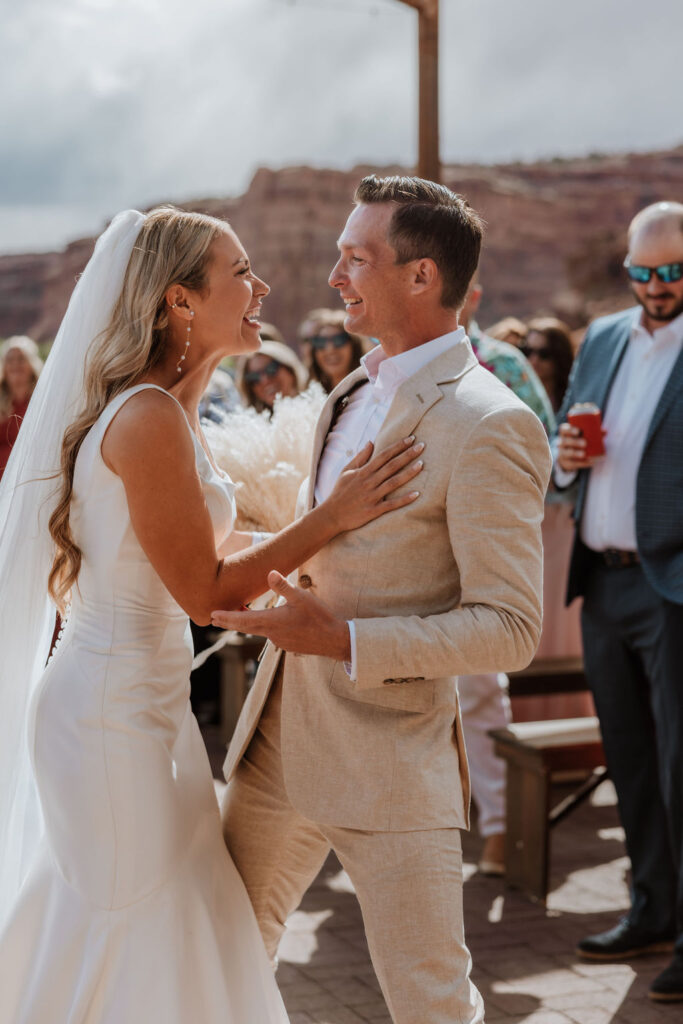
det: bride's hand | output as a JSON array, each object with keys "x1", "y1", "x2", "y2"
[{"x1": 324, "y1": 436, "x2": 424, "y2": 534}]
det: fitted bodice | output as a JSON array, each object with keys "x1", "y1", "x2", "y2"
[
  {"x1": 29, "y1": 383, "x2": 237, "y2": 909},
  {"x1": 69, "y1": 384, "x2": 235, "y2": 630}
]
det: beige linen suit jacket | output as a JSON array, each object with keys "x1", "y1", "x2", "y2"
[{"x1": 223, "y1": 336, "x2": 552, "y2": 833}]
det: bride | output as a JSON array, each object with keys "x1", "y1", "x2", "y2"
[{"x1": 0, "y1": 207, "x2": 422, "y2": 1023}]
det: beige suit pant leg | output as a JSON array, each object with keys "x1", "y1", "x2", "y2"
[
  {"x1": 323, "y1": 825, "x2": 485, "y2": 1024},
  {"x1": 221, "y1": 668, "x2": 330, "y2": 961}
]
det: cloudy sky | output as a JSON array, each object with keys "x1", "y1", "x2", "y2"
[{"x1": 2, "y1": 0, "x2": 681, "y2": 253}]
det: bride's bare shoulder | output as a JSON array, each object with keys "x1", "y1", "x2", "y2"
[{"x1": 101, "y1": 387, "x2": 193, "y2": 475}]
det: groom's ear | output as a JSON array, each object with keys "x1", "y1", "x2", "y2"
[{"x1": 408, "y1": 257, "x2": 440, "y2": 298}]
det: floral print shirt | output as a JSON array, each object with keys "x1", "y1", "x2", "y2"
[{"x1": 468, "y1": 321, "x2": 556, "y2": 436}]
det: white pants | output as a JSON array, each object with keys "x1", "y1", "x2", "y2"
[
  {"x1": 457, "y1": 673, "x2": 510, "y2": 837},
  {"x1": 222, "y1": 669, "x2": 485, "y2": 1024}
]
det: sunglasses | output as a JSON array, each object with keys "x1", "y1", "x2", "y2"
[
  {"x1": 244, "y1": 359, "x2": 282, "y2": 384},
  {"x1": 623, "y1": 258, "x2": 683, "y2": 284},
  {"x1": 520, "y1": 345, "x2": 552, "y2": 361},
  {"x1": 310, "y1": 333, "x2": 350, "y2": 351}
]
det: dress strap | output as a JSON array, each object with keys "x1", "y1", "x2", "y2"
[{"x1": 95, "y1": 383, "x2": 194, "y2": 442}]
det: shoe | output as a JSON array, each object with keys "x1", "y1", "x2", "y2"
[
  {"x1": 576, "y1": 917, "x2": 675, "y2": 962},
  {"x1": 478, "y1": 833, "x2": 505, "y2": 877},
  {"x1": 649, "y1": 954, "x2": 683, "y2": 1002}
]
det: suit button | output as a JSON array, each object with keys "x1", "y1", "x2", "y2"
[{"x1": 299, "y1": 574, "x2": 313, "y2": 589}]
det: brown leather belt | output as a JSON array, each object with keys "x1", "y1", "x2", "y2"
[{"x1": 599, "y1": 548, "x2": 640, "y2": 569}]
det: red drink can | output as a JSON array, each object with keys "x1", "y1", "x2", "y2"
[{"x1": 567, "y1": 402, "x2": 605, "y2": 457}]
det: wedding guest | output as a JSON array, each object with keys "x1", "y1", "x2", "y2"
[
  {"x1": 554, "y1": 201, "x2": 683, "y2": 1003},
  {"x1": 236, "y1": 339, "x2": 307, "y2": 413},
  {"x1": 461, "y1": 283, "x2": 556, "y2": 435},
  {"x1": 522, "y1": 317, "x2": 574, "y2": 413},
  {"x1": 258, "y1": 321, "x2": 286, "y2": 344},
  {"x1": 0, "y1": 335, "x2": 43, "y2": 479},
  {"x1": 485, "y1": 316, "x2": 528, "y2": 348},
  {"x1": 199, "y1": 365, "x2": 243, "y2": 423},
  {"x1": 301, "y1": 309, "x2": 370, "y2": 394}
]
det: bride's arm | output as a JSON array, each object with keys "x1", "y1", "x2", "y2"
[
  {"x1": 102, "y1": 389, "x2": 422, "y2": 625},
  {"x1": 217, "y1": 531, "x2": 257, "y2": 558}
]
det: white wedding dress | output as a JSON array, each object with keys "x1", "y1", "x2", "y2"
[{"x1": 0, "y1": 384, "x2": 289, "y2": 1024}]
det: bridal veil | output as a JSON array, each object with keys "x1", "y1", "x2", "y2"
[{"x1": 0, "y1": 210, "x2": 145, "y2": 928}]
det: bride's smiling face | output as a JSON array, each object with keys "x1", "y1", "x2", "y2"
[{"x1": 191, "y1": 228, "x2": 270, "y2": 358}]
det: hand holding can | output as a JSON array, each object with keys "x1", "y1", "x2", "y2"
[{"x1": 566, "y1": 403, "x2": 605, "y2": 457}]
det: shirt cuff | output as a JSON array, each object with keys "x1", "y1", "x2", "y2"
[
  {"x1": 345, "y1": 620, "x2": 357, "y2": 681},
  {"x1": 550, "y1": 436, "x2": 578, "y2": 490},
  {"x1": 553, "y1": 464, "x2": 578, "y2": 489}
]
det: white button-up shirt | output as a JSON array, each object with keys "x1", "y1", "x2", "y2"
[
  {"x1": 314, "y1": 327, "x2": 467, "y2": 676},
  {"x1": 315, "y1": 327, "x2": 465, "y2": 504},
  {"x1": 561, "y1": 308, "x2": 683, "y2": 552}
]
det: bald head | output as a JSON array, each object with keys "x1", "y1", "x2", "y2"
[
  {"x1": 626, "y1": 201, "x2": 683, "y2": 331},
  {"x1": 628, "y1": 201, "x2": 683, "y2": 244}
]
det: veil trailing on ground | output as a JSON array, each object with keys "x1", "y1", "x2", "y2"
[{"x1": 0, "y1": 209, "x2": 145, "y2": 930}]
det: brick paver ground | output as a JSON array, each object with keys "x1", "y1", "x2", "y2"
[{"x1": 205, "y1": 728, "x2": 679, "y2": 1023}]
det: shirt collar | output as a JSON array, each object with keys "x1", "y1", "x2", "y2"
[
  {"x1": 631, "y1": 307, "x2": 683, "y2": 348},
  {"x1": 362, "y1": 327, "x2": 466, "y2": 394}
]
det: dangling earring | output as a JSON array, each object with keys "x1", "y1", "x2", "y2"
[{"x1": 175, "y1": 309, "x2": 194, "y2": 374}]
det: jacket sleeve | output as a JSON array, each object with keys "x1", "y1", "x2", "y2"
[{"x1": 351, "y1": 403, "x2": 552, "y2": 689}]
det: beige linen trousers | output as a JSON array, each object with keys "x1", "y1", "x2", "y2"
[{"x1": 222, "y1": 338, "x2": 552, "y2": 1023}]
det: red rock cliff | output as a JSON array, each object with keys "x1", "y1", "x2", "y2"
[{"x1": 2, "y1": 146, "x2": 681, "y2": 346}]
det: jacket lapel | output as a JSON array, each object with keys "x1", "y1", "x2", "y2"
[
  {"x1": 304, "y1": 367, "x2": 368, "y2": 511},
  {"x1": 594, "y1": 318, "x2": 632, "y2": 411},
  {"x1": 372, "y1": 338, "x2": 479, "y2": 452},
  {"x1": 305, "y1": 338, "x2": 478, "y2": 511}
]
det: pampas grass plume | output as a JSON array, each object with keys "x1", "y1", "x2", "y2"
[{"x1": 204, "y1": 384, "x2": 327, "y2": 532}]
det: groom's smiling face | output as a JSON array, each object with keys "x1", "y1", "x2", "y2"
[{"x1": 329, "y1": 203, "x2": 415, "y2": 347}]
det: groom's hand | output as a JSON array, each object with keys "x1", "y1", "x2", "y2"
[{"x1": 211, "y1": 570, "x2": 352, "y2": 661}]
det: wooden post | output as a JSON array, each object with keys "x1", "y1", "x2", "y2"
[{"x1": 395, "y1": 0, "x2": 440, "y2": 183}]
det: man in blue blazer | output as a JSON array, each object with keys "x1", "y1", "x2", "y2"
[{"x1": 554, "y1": 201, "x2": 683, "y2": 1004}]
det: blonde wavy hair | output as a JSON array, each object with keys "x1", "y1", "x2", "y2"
[
  {"x1": 0, "y1": 336, "x2": 44, "y2": 417},
  {"x1": 48, "y1": 205, "x2": 227, "y2": 613}
]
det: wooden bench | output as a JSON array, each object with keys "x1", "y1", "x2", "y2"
[
  {"x1": 490, "y1": 716, "x2": 606, "y2": 903},
  {"x1": 508, "y1": 655, "x2": 587, "y2": 698}
]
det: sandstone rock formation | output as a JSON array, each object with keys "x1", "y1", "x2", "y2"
[{"x1": 2, "y1": 145, "x2": 681, "y2": 346}]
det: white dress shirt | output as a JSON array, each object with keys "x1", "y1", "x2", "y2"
[
  {"x1": 556, "y1": 308, "x2": 683, "y2": 551},
  {"x1": 314, "y1": 327, "x2": 467, "y2": 676}
]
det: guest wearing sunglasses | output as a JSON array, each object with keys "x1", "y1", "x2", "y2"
[
  {"x1": 300, "y1": 309, "x2": 370, "y2": 394},
  {"x1": 521, "y1": 317, "x2": 574, "y2": 413},
  {"x1": 237, "y1": 339, "x2": 307, "y2": 413},
  {"x1": 554, "y1": 201, "x2": 683, "y2": 1002}
]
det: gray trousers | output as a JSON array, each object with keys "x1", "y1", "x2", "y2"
[{"x1": 581, "y1": 559, "x2": 683, "y2": 951}]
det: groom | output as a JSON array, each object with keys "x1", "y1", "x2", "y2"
[{"x1": 216, "y1": 176, "x2": 551, "y2": 1024}]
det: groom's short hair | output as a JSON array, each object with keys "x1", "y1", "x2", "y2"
[{"x1": 354, "y1": 175, "x2": 484, "y2": 311}]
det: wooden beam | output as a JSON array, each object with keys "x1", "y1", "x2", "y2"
[
  {"x1": 417, "y1": 0, "x2": 440, "y2": 182},
  {"x1": 396, "y1": 0, "x2": 438, "y2": 14},
  {"x1": 394, "y1": 0, "x2": 440, "y2": 182}
]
